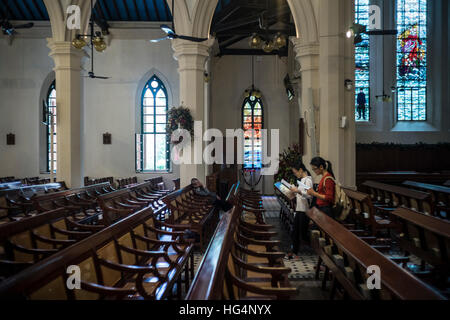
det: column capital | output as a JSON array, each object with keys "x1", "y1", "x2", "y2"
[
  {"x1": 172, "y1": 37, "x2": 215, "y2": 71},
  {"x1": 47, "y1": 39, "x2": 86, "y2": 71},
  {"x1": 290, "y1": 37, "x2": 319, "y2": 72}
]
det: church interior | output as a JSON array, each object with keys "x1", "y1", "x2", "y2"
[{"x1": 0, "y1": 0, "x2": 449, "y2": 302}]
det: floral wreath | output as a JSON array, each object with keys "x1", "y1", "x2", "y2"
[{"x1": 167, "y1": 106, "x2": 194, "y2": 145}]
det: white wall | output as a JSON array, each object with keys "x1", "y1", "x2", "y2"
[
  {"x1": 0, "y1": 26, "x2": 181, "y2": 188},
  {"x1": 210, "y1": 55, "x2": 293, "y2": 195}
]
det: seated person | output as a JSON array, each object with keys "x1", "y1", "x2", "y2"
[{"x1": 190, "y1": 178, "x2": 233, "y2": 212}]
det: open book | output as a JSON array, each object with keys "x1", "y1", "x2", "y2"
[
  {"x1": 281, "y1": 179, "x2": 294, "y2": 189},
  {"x1": 297, "y1": 180, "x2": 312, "y2": 190}
]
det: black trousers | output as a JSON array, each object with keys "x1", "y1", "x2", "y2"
[
  {"x1": 317, "y1": 205, "x2": 334, "y2": 219},
  {"x1": 292, "y1": 211, "x2": 310, "y2": 254}
]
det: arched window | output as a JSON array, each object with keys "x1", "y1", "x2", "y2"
[
  {"x1": 396, "y1": 0, "x2": 427, "y2": 121},
  {"x1": 46, "y1": 81, "x2": 57, "y2": 173},
  {"x1": 138, "y1": 75, "x2": 170, "y2": 172},
  {"x1": 242, "y1": 93, "x2": 263, "y2": 169},
  {"x1": 354, "y1": 0, "x2": 370, "y2": 122}
]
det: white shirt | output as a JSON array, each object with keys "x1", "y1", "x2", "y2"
[{"x1": 295, "y1": 176, "x2": 314, "y2": 212}]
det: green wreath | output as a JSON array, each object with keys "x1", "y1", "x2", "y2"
[{"x1": 167, "y1": 106, "x2": 194, "y2": 144}]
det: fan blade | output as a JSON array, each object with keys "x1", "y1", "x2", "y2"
[
  {"x1": 13, "y1": 22, "x2": 34, "y2": 29},
  {"x1": 4, "y1": 29, "x2": 17, "y2": 36},
  {"x1": 93, "y1": 76, "x2": 110, "y2": 79},
  {"x1": 149, "y1": 36, "x2": 171, "y2": 43},
  {"x1": 161, "y1": 24, "x2": 175, "y2": 35},
  {"x1": 177, "y1": 35, "x2": 208, "y2": 42}
]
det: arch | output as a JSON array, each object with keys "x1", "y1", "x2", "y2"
[{"x1": 136, "y1": 72, "x2": 171, "y2": 172}]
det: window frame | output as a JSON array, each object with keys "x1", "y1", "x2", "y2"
[
  {"x1": 46, "y1": 80, "x2": 56, "y2": 174},
  {"x1": 138, "y1": 75, "x2": 171, "y2": 173},
  {"x1": 395, "y1": 0, "x2": 428, "y2": 122},
  {"x1": 242, "y1": 94, "x2": 264, "y2": 170}
]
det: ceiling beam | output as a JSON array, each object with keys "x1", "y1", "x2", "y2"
[
  {"x1": 111, "y1": 0, "x2": 121, "y2": 20},
  {"x1": 31, "y1": 0, "x2": 45, "y2": 20},
  {"x1": 213, "y1": 4, "x2": 291, "y2": 33},
  {"x1": 21, "y1": 0, "x2": 37, "y2": 20},
  {"x1": 9, "y1": 0, "x2": 27, "y2": 20},
  {"x1": 217, "y1": 48, "x2": 288, "y2": 57},
  {"x1": 99, "y1": 0, "x2": 112, "y2": 21},
  {"x1": 218, "y1": 35, "x2": 248, "y2": 49},
  {"x1": 151, "y1": 0, "x2": 160, "y2": 21},
  {"x1": 132, "y1": 0, "x2": 141, "y2": 21},
  {"x1": 0, "y1": 0, "x2": 17, "y2": 20},
  {"x1": 121, "y1": 0, "x2": 130, "y2": 21},
  {"x1": 0, "y1": 2, "x2": 6, "y2": 19},
  {"x1": 163, "y1": 0, "x2": 170, "y2": 21}
]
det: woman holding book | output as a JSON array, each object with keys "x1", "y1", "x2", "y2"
[
  {"x1": 288, "y1": 161, "x2": 313, "y2": 259},
  {"x1": 307, "y1": 157, "x2": 336, "y2": 218}
]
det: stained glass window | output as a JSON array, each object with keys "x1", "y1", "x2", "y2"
[
  {"x1": 396, "y1": 0, "x2": 427, "y2": 121},
  {"x1": 242, "y1": 94, "x2": 263, "y2": 169},
  {"x1": 355, "y1": 0, "x2": 370, "y2": 122},
  {"x1": 139, "y1": 75, "x2": 170, "y2": 172},
  {"x1": 46, "y1": 81, "x2": 57, "y2": 173}
]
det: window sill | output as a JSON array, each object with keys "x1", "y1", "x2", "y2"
[
  {"x1": 391, "y1": 121, "x2": 439, "y2": 132},
  {"x1": 136, "y1": 171, "x2": 173, "y2": 175}
]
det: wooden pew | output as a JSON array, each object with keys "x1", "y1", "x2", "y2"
[
  {"x1": 187, "y1": 190, "x2": 297, "y2": 300},
  {"x1": 0, "y1": 208, "x2": 104, "y2": 279},
  {"x1": 117, "y1": 177, "x2": 138, "y2": 189},
  {"x1": 342, "y1": 188, "x2": 398, "y2": 237},
  {"x1": 84, "y1": 177, "x2": 115, "y2": 188},
  {"x1": 390, "y1": 207, "x2": 450, "y2": 296},
  {"x1": 307, "y1": 207, "x2": 445, "y2": 300},
  {"x1": 362, "y1": 180, "x2": 434, "y2": 216},
  {"x1": 0, "y1": 206, "x2": 195, "y2": 300},
  {"x1": 402, "y1": 181, "x2": 450, "y2": 219},
  {"x1": 274, "y1": 182, "x2": 296, "y2": 236},
  {"x1": 161, "y1": 186, "x2": 219, "y2": 250}
]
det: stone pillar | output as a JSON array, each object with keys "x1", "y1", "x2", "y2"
[
  {"x1": 317, "y1": 0, "x2": 356, "y2": 187},
  {"x1": 291, "y1": 38, "x2": 320, "y2": 169},
  {"x1": 172, "y1": 38, "x2": 215, "y2": 188},
  {"x1": 48, "y1": 40, "x2": 84, "y2": 188}
]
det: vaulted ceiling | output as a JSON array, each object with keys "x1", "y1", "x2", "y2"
[{"x1": 0, "y1": 0, "x2": 294, "y2": 55}]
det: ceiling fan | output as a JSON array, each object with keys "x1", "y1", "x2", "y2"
[
  {"x1": 150, "y1": 0, "x2": 208, "y2": 43},
  {"x1": 1, "y1": 20, "x2": 34, "y2": 36}
]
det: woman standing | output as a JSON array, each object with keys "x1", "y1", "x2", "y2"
[
  {"x1": 307, "y1": 157, "x2": 336, "y2": 218},
  {"x1": 288, "y1": 162, "x2": 313, "y2": 259}
]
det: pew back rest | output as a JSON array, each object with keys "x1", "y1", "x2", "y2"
[{"x1": 307, "y1": 207, "x2": 445, "y2": 300}]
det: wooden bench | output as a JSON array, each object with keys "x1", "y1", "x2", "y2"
[
  {"x1": 307, "y1": 207, "x2": 445, "y2": 300},
  {"x1": 357, "y1": 172, "x2": 450, "y2": 190},
  {"x1": 342, "y1": 188, "x2": 398, "y2": 237},
  {"x1": 274, "y1": 182, "x2": 296, "y2": 236},
  {"x1": 390, "y1": 207, "x2": 450, "y2": 296},
  {"x1": 362, "y1": 180, "x2": 434, "y2": 216},
  {"x1": 0, "y1": 206, "x2": 195, "y2": 300},
  {"x1": 117, "y1": 177, "x2": 138, "y2": 189},
  {"x1": 402, "y1": 181, "x2": 450, "y2": 219},
  {"x1": 161, "y1": 186, "x2": 219, "y2": 249},
  {"x1": 0, "y1": 207, "x2": 105, "y2": 280},
  {"x1": 84, "y1": 177, "x2": 115, "y2": 188},
  {"x1": 187, "y1": 185, "x2": 297, "y2": 300}
]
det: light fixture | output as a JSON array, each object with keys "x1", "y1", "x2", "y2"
[
  {"x1": 72, "y1": 35, "x2": 87, "y2": 49},
  {"x1": 346, "y1": 29, "x2": 354, "y2": 38},
  {"x1": 93, "y1": 34, "x2": 107, "y2": 52},
  {"x1": 273, "y1": 33, "x2": 287, "y2": 49},
  {"x1": 344, "y1": 79, "x2": 353, "y2": 91},
  {"x1": 249, "y1": 34, "x2": 262, "y2": 49},
  {"x1": 262, "y1": 41, "x2": 275, "y2": 53}
]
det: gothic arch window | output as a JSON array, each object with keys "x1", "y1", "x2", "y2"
[
  {"x1": 46, "y1": 81, "x2": 57, "y2": 173},
  {"x1": 354, "y1": 0, "x2": 370, "y2": 122},
  {"x1": 396, "y1": 0, "x2": 428, "y2": 121},
  {"x1": 242, "y1": 93, "x2": 263, "y2": 169},
  {"x1": 137, "y1": 75, "x2": 170, "y2": 172}
]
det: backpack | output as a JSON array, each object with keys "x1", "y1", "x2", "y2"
[{"x1": 322, "y1": 176, "x2": 349, "y2": 221}]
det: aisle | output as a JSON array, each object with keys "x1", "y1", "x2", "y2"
[{"x1": 262, "y1": 196, "x2": 329, "y2": 300}]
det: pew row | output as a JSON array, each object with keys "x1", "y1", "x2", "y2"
[
  {"x1": 0, "y1": 206, "x2": 195, "y2": 300},
  {"x1": 307, "y1": 207, "x2": 445, "y2": 300}
]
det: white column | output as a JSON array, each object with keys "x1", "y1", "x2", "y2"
[
  {"x1": 172, "y1": 38, "x2": 215, "y2": 188},
  {"x1": 48, "y1": 40, "x2": 84, "y2": 188},
  {"x1": 291, "y1": 38, "x2": 320, "y2": 169},
  {"x1": 318, "y1": 0, "x2": 356, "y2": 187}
]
